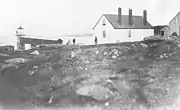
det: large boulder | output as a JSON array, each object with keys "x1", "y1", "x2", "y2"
[
  {"x1": 4, "y1": 58, "x2": 31, "y2": 64},
  {"x1": 30, "y1": 50, "x2": 40, "y2": 55},
  {"x1": 75, "y1": 72, "x2": 118, "y2": 102},
  {"x1": 76, "y1": 85, "x2": 114, "y2": 101},
  {"x1": 0, "y1": 53, "x2": 9, "y2": 56},
  {"x1": 0, "y1": 63, "x2": 19, "y2": 74}
]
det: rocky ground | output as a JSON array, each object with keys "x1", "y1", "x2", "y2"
[{"x1": 1, "y1": 37, "x2": 180, "y2": 110}]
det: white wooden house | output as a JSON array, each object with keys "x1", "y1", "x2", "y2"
[{"x1": 93, "y1": 8, "x2": 154, "y2": 44}]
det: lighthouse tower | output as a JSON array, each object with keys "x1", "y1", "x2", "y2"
[{"x1": 16, "y1": 26, "x2": 25, "y2": 50}]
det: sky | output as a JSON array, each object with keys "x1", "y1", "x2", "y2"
[{"x1": 0, "y1": 0, "x2": 180, "y2": 38}]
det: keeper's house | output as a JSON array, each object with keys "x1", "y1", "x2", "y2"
[{"x1": 93, "y1": 7, "x2": 154, "y2": 44}]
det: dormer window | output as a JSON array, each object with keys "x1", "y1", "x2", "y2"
[{"x1": 102, "y1": 19, "x2": 106, "y2": 26}]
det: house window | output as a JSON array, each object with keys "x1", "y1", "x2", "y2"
[
  {"x1": 179, "y1": 26, "x2": 180, "y2": 36},
  {"x1": 128, "y1": 30, "x2": 131, "y2": 37},
  {"x1": 176, "y1": 18, "x2": 178, "y2": 24},
  {"x1": 102, "y1": 19, "x2": 106, "y2": 26},
  {"x1": 103, "y1": 30, "x2": 106, "y2": 38}
]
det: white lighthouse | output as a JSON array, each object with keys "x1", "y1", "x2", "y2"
[
  {"x1": 16, "y1": 26, "x2": 25, "y2": 36},
  {"x1": 15, "y1": 26, "x2": 25, "y2": 50}
]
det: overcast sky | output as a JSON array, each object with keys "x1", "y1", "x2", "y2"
[{"x1": 0, "y1": 0, "x2": 180, "y2": 37}]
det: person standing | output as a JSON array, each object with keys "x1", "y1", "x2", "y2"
[
  {"x1": 73, "y1": 38, "x2": 76, "y2": 45},
  {"x1": 94, "y1": 36, "x2": 97, "y2": 45}
]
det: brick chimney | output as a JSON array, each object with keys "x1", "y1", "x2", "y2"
[
  {"x1": 129, "y1": 8, "x2": 133, "y2": 26},
  {"x1": 143, "y1": 10, "x2": 147, "y2": 25},
  {"x1": 118, "y1": 7, "x2": 122, "y2": 25}
]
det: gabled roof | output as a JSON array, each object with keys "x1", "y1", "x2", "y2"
[
  {"x1": 169, "y1": 11, "x2": 180, "y2": 24},
  {"x1": 93, "y1": 14, "x2": 153, "y2": 30}
]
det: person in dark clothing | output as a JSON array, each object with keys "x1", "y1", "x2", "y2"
[
  {"x1": 94, "y1": 36, "x2": 97, "y2": 45},
  {"x1": 73, "y1": 38, "x2": 76, "y2": 45}
]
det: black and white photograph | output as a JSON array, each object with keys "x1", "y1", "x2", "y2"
[{"x1": 0, "y1": 0, "x2": 180, "y2": 109}]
